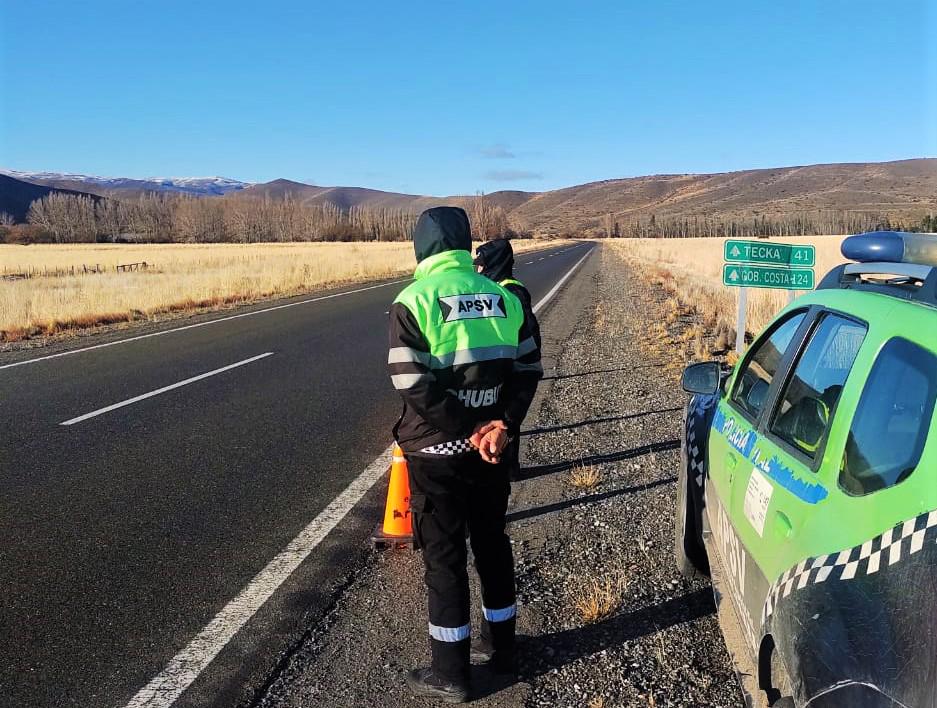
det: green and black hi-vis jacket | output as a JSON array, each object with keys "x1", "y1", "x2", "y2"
[{"x1": 387, "y1": 212, "x2": 542, "y2": 455}]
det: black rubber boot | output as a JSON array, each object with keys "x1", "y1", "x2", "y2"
[
  {"x1": 405, "y1": 667, "x2": 470, "y2": 704},
  {"x1": 470, "y1": 636, "x2": 495, "y2": 664},
  {"x1": 472, "y1": 619, "x2": 517, "y2": 674}
]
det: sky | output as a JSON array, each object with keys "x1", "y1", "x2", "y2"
[{"x1": 1, "y1": 0, "x2": 935, "y2": 195}]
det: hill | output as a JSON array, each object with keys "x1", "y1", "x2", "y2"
[
  {"x1": 0, "y1": 170, "x2": 248, "y2": 198},
  {"x1": 238, "y1": 158, "x2": 936, "y2": 234},
  {"x1": 510, "y1": 159, "x2": 937, "y2": 234},
  {"x1": 4, "y1": 158, "x2": 934, "y2": 233},
  {"x1": 236, "y1": 180, "x2": 536, "y2": 215},
  {"x1": 0, "y1": 174, "x2": 102, "y2": 223}
]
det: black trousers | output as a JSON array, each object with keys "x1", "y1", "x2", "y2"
[
  {"x1": 505, "y1": 436, "x2": 521, "y2": 480},
  {"x1": 407, "y1": 451, "x2": 516, "y2": 684}
]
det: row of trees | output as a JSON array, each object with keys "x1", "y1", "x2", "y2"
[
  {"x1": 9, "y1": 192, "x2": 935, "y2": 244},
  {"x1": 14, "y1": 191, "x2": 526, "y2": 244},
  {"x1": 598, "y1": 210, "x2": 937, "y2": 239},
  {"x1": 22, "y1": 192, "x2": 426, "y2": 244}
]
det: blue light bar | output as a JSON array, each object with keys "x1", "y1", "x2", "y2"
[{"x1": 842, "y1": 231, "x2": 937, "y2": 267}]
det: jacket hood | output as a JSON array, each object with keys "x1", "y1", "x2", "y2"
[
  {"x1": 413, "y1": 207, "x2": 472, "y2": 263},
  {"x1": 474, "y1": 239, "x2": 515, "y2": 283},
  {"x1": 413, "y1": 249, "x2": 474, "y2": 280}
]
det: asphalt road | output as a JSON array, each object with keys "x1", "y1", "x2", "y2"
[{"x1": 0, "y1": 242, "x2": 594, "y2": 708}]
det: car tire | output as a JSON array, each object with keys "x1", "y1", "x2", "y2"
[
  {"x1": 675, "y1": 465, "x2": 709, "y2": 577},
  {"x1": 675, "y1": 402, "x2": 710, "y2": 578}
]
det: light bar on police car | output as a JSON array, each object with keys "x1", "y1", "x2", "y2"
[{"x1": 842, "y1": 231, "x2": 937, "y2": 267}]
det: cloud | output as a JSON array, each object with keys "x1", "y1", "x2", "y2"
[
  {"x1": 483, "y1": 169, "x2": 543, "y2": 182},
  {"x1": 478, "y1": 143, "x2": 516, "y2": 159}
]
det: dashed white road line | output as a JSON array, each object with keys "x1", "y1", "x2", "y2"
[
  {"x1": 0, "y1": 279, "x2": 411, "y2": 372},
  {"x1": 120, "y1": 244, "x2": 594, "y2": 708},
  {"x1": 60, "y1": 352, "x2": 275, "y2": 426}
]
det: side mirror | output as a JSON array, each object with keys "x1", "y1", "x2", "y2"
[{"x1": 682, "y1": 362, "x2": 721, "y2": 395}]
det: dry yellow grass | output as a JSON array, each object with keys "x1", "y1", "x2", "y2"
[
  {"x1": 0, "y1": 239, "x2": 566, "y2": 340},
  {"x1": 572, "y1": 573, "x2": 626, "y2": 624},
  {"x1": 608, "y1": 235, "x2": 847, "y2": 339},
  {"x1": 567, "y1": 463, "x2": 603, "y2": 490}
]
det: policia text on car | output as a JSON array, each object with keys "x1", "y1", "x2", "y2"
[{"x1": 387, "y1": 207, "x2": 543, "y2": 703}]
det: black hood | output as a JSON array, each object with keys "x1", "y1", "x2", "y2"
[
  {"x1": 474, "y1": 239, "x2": 515, "y2": 283},
  {"x1": 413, "y1": 207, "x2": 472, "y2": 263}
]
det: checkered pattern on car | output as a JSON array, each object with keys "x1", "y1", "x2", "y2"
[
  {"x1": 763, "y1": 509, "x2": 937, "y2": 623},
  {"x1": 686, "y1": 397, "x2": 709, "y2": 488},
  {"x1": 419, "y1": 438, "x2": 475, "y2": 456}
]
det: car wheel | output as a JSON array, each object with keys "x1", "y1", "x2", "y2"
[{"x1": 675, "y1": 404, "x2": 710, "y2": 578}]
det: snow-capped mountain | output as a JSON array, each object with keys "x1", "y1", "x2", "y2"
[{"x1": 0, "y1": 169, "x2": 251, "y2": 196}]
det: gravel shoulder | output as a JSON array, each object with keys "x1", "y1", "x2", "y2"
[{"x1": 253, "y1": 244, "x2": 744, "y2": 708}]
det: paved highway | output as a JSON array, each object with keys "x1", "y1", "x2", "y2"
[{"x1": 0, "y1": 242, "x2": 594, "y2": 708}]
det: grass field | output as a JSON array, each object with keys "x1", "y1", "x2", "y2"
[
  {"x1": 0, "y1": 239, "x2": 566, "y2": 341},
  {"x1": 607, "y1": 235, "x2": 847, "y2": 343}
]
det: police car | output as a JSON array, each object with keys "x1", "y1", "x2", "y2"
[{"x1": 676, "y1": 232, "x2": 937, "y2": 707}]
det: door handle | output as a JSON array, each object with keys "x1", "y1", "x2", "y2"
[{"x1": 774, "y1": 511, "x2": 793, "y2": 538}]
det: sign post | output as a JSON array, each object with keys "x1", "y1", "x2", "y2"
[
  {"x1": 735, "y1": 286, "x2": 747, "y2": 355},
  {"x1": 722, "y1": 240, "x2": 816, "y2": 353}
]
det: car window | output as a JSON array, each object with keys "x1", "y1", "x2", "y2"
[
  {"x1": 770, "y1": 314, "x2": 866, "y2": 458},
  {"x1": 840, "y1": 338, "x2": 937, "y2": 495},
  {"x1": 731, "y1": 312, "x2": 806, "y2": 419}
]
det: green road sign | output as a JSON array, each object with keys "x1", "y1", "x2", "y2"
[
  {"x1": 724, "y1": 239, "x2": 816, "y2": 267},
  {"x1": 722, "y1": 264, "x2": 815, "y2": 290}
]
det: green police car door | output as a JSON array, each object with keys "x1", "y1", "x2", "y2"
[
  {"x1": 709, "y1": 307, "x2": 869, "y2": 649},
  {"x1": 753, "y1": 312, "x2": 867, "y2": 566},
  {"x1": 707, "y1": 309, "x2": 810, "y2": 648}
]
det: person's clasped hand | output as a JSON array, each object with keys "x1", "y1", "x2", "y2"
[{"x1": 470, "y1": 420, "x2": 509, "y2": 464}]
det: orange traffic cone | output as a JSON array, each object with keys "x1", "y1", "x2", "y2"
[{"x1": 371, "y1": 444, "x2": 415, "y2": 550}]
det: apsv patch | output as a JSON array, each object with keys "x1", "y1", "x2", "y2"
[{"x1": 438, "y1": 293, "x2": 506, "y2": 322}]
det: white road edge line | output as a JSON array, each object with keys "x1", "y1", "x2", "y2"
[
  {"x1": 532, "y1": 245, "x2": 593, "y2": 312},
  {"x1": 0, "y1": 279, "x2": 412, "y2": 372},
  {"x1": 120, "y1": 243, "x2": 595, "y2": 708},
  {"x1": 122, "y1": 443, "x2": 396, "y2": 708},
  {"x1": 60, "y1": 353, "x2": 274, "y2": 426}
]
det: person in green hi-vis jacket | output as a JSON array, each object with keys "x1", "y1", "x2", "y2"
[
  {"x1": 474, "y1": 238, "x2": 542, "y2": 482},
  {"x1": 387, "y1": 207, "x2": 542, "y2": 703}
]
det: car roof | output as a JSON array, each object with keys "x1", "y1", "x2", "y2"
[{"x1": 817, "y1": 258, "x2": 937, "y2": 310}]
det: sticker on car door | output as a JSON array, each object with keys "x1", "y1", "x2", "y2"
[{"x1": 743, "y1": 469, "x2": 774, "y2": 537}]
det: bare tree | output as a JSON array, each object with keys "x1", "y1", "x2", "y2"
[
  {"x1": 27, "y1": 193, "x2": 97, "y2": 242},
  {"x1": 95, "y1": 199, "x2": 132, "y2": 241}
]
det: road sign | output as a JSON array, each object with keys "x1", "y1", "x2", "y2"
[
  {"x1": 723, "y1": 264, "x2": 815, "y2": 290},
  {"x1": 724, "y1": 240, "x2": 815, "y2": 267}
]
